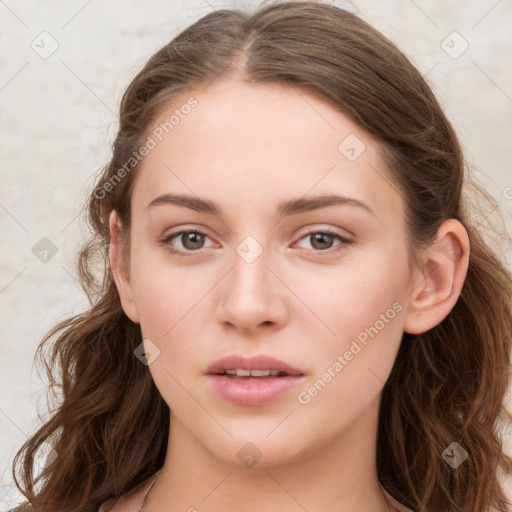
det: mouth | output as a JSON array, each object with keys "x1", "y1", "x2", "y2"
[
  {"x1": 214, "y1": 369, "x2": 293, "y2": 380},
  {"x1": 205, "y1": 354, "x2": 305, "y2": 406},
  {"x1": 205, "y1": 354, "x2": 304, "y2": 378}
]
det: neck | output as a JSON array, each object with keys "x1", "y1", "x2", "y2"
[{"x1": 145, "y1": 395, "x2": 393, "y2": 512}]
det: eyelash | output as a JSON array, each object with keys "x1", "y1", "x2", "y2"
[{"x1": 160, "y1": 228, "x2": 354, "y2": 257}]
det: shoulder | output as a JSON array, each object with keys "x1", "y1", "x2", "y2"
[
  {"x1": 381, "y1": 487, "x2": 416, "y2": 512},
  {"x1": 97, "y1": 477, "x2": 154, "y2": 512},
  {"x1": 7, "y1": 475, "x2": 155, "y2": 512},
  {"x1": 97, "y1": 494, "x2": 139, "y2": 512},
  {"x1": 6, "y1": 505, "x2": 118, "y2": 512},
  {"x1": 97, "y1": 496, "x2": 137, "y2": 512},
  {"x1": 98, "y1": 498, "x2": 115, "y2": 512},
  {"x1": 6, "y1": 501, "x2": 134, "y2": 512}
]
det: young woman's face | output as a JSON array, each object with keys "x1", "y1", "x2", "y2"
[{"x1": 116, "y1": 79, "x2": 416, "y2": 468}]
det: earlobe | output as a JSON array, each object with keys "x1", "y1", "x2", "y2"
[
  {"x1": 109, "y1": 210, "x2": 140, "y2": 324},
  {"x1": 403, "y1": 219, "x2": 470, "y2": 335}
]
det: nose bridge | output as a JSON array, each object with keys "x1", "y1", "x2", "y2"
[
  {"x1": 231, "y1": 234, "x2": 272, "y2": 305},
  {"x1": 217, "y1": 233, "x2": 285, "y2": 330}
]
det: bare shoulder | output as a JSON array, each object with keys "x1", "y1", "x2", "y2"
[
  {"x1": 98, "y1": 479, "x2": 152, "y2": 512},
  {"x1": 381, "y1": 487, "x2": 415, "y2": 512}
]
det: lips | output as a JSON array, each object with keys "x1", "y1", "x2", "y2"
[
  {"x1": 204, "y1": 354, "x2": 305, "y2": 406},
  {"x1": 204, "y1": 354, "x2": 304, "y2": 377}
]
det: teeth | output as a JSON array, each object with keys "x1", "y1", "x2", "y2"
[{"x1": 221, "y1": 369, "x2": 282, "y2": 377}]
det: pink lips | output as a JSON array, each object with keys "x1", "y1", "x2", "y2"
[{"x1": 205, "y1": 354, "x2": 305, "y2": 406}]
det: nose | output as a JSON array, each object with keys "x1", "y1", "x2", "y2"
[{"x1": 216, "y1": 245, "x2": 288, "y2": 334}]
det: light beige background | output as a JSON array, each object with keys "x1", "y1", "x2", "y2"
[{"x1": 1, "y1": 0, "x2": 511, "y2": 509}]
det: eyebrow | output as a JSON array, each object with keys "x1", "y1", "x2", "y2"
[{"x1": 146, "y1": 193, "x2": 375, "y2": 217}]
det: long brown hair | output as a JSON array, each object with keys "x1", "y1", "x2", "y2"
[{"x1": 12, "y1": 2, "x2": 512, "y2": 511}]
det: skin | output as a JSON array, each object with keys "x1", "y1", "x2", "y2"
[{"x1": 108, "y1": 79, "x2": 470, "y2": 512}]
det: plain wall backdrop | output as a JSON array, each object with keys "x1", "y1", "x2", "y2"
[{"x1": 1, "y1": 0, "x2": 511, "y2": 509}]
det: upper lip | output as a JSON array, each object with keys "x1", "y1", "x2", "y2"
[{"x1": 205, "y1": 354, "x2": 304, "y2": 376}]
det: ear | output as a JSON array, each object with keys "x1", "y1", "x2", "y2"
[
  {"x1": 109, "y1": 210, "x2": 140, "y2": 324},
  {"x1": 403, "y1": 219, "x2": 470, "y2": 335}
]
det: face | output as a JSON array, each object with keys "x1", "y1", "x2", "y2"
[{"x1": 112, "y1": 79, "x2": 416, "y2": 468}]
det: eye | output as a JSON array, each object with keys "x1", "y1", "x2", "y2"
[
  {"x1": 294, "y1": 229, "x2": 353, "y2": 253},
  {"x1": 160, "y1": 227, "x2": 353, "y2": 257},
  {"x1": 161, "y1": 229, "x2": 215, "y2": 255}
]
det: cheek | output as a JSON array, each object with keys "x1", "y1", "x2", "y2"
[
  {"x1": 129, "y1": 248, "x2": 214, "y2": 369},
  {"x1": 130, "y1": 264, "x2": 210, "y2": 408},
  {"x1": 291, "y1": 243, "x2": 408, "y2": 343},
  {"x1": 130, "y1": 235, "x2": 191, "y2": 312},
  {"x1": 291, "y1": 243, "x2": 408, "y2": 402},
  {"x1": 134, "y1": 272, "x2": 204, "y2": 340},
  {"x1": 294, "y1": 284, "x2": 405, "y2": 423}
]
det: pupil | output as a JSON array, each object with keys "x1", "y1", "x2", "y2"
[
  {"x1": 312, "y1": 233, "x2": 333, "y2": 250},
  {"x1": 184, "y1": 232, "x2": 204, "y2": 250}
]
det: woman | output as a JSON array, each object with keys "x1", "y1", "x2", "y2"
[{"x1": 10, "y1": 2, "x2": 512, "y2": 511}]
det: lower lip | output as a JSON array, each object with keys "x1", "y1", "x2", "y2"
[{"x1": 206, "y1": 374, "x2": 305, "y2": 406}]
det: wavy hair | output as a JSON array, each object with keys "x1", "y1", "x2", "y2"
[{"x1": 11, "y1": 2, "x2": 512, "y2": 511}]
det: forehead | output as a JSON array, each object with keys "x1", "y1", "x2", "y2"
[{"x1": 131, "y1": 79, "x2": 403, "y2": 223}]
